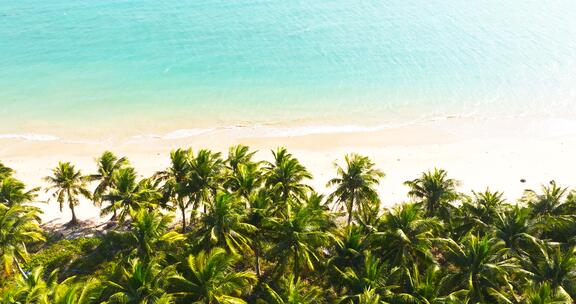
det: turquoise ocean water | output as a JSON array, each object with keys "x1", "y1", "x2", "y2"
[{"x1": 1, "y1": 1, "x2": 576, "y2": 137}]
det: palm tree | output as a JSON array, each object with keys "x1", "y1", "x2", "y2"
[
  {"x1": 391, "y1": 265, "x2": 468, "y2": 304},
  {"x1": 0, "y1": 176, "x2": 38, "y2": 207},
  {"x1": 105, "y1": 258, "x2": 173, "y2": 304},
  {"x1": 404, "y1": 168, "x2": 460, "y2": 218},
  {"x1": 44, "y1": 162, "x2": 92, "y2": 225},
  {"x1": 188, "y1": 149, "x2": 224, "y2": 222},
  {"x1": 439, "y1": 235, "x2": 518, "y2": 303},
  {"x1": 5, "y1": 266, "x2": 102, "y2": 304},
  {"x1": 327, "y1": 154, "x2": 385, "y2": 226},
  {"x1": 197, "y1": 192, "x2": 256, "y2": 254},
  {"x1": 127, "y1": 209, "x2": 184, "y2": 260},
  {"x1": 90, "y1": 151, "x2": 129, "y2": 207},
  {"x1": 336, "y1": 253, "x2": 395, "y2": 302},
  {"x1": 155, "y1": 148, "x2": 193, "y2": 231},
  {"x1": 266, "y1": 202, "x2": 333, "y2": 278},
  {"x1": 0, "y1": 204, "x2": 44, "y2": 278},
  {"x1": 225, "y1": 162, "x2": 263, "y2": 201},
  {"x1": 226, "y1": 144, "x2": 257, "y2": 174},
  {"x1": 520, "y1": 240, "x2": 576, "y2": 301},
  {"x1": 170, "y1": 247, "x2": 257, "y2": 303},
  {"x1": 0, "y1": 161, "x2": 14, "y2": 180},
  {"x1": 523, "y1": 282, "x2": 572, "y2": 304},
  {"x1": 246, "y1": 188, "x2": 274, "y2": 278},
  {"x1": 371, "y1": 203, "x2": 440, "y2": 268},
  {"x1": 264, "y1": 147, "x2": 312, "y2": 217},
  {"x1": 263, "y1": 274, "x2": 324, "y2": 304},
  {"x1": 492, "y1": 205, "x2": 536, "y2": 254},
  {"x1": 459, "y1": 189, "x2": 508, "y2": 236},
  {"x1": 521, "y1": 182, "x2": 576, "y2": 236},
  {"x1": 101, "y1": 167, "x2": 161, "y2": 223}
]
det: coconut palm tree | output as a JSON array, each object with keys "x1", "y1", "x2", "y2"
[
  {"x1": 90, "y1": 151, "x2": 129, "y2": 207},
  {"x1": 456, "y1": 190, "x2": 508, "y2": 238},
  {"x1": 0, "y1": 176, "x2": 38, "y2": 207},
  {"x1": 371, "y1": 203, "x2": 440, "y2": 268},
  {"x1": 404, "y1": 169, "x2": 460, "y2": 218},
  {"x1": 391, "y1": 265, "x2": 468, "y2": 304},
  {"x1": 197, "y1": 192, "x2": 256, "y2": 254},
  {"x1": 327, "y1": 154, "x2": 385, "y2": 226},
  {"x1": 5, "y1": 266, "x2": 102, "y2": 304},
  {"x1": 246, "y1": 188, "x2": 274, "y2": 278},
  {"x1": 523, "y1": 282, "x2": 572, "y2": 304},
  {"x1": 170, "y1": 247, "x2": 257, "y2": 303},
  {"x1": 336, "y1": 253, "x2": 395, "y2": 302},
  {"x1": 127, "y1": 209, "x2": 184, "y2": 261},
  {"x1": 263, "y1": 274, "x2": 324, "y2": 304},
  {"x1": 188, "y1": 149, "x2": 224, "y2": 222},
  {"x1": 225, "y1": 162, "x2": 263, "y2": 201},
  {"x1": 44, "y1": 162, "x2": 92, "y2": 225},
  {"x1": 439, "y1": 235, "x2": 519, "y2": 303},
  {"x1": 492, "y1": 205, "x2": 536, "y2": 254},
  {"x1": 155, "y1": 148, "x2": 193, "y2": 231},
  {"x1": 101, "y1": 167, "x2": 161, "y2": 223},
  {"x1": 264, "y1": 147, "x2": 312, "y2": 217},
  {"x1": 105, "y1": 258, "x2": 173, "y2": 304},
  {"x1": 0, "y1": 161, "x2": 14, "y2": 180},
  {"x1": 266, "y1": 201, "x2": 333, "y2": 278},
  {"x1": 521, "y1": 182, "x2": 576, "y2": 237},
  {"x1": 226, "y1": 144, "x2": 257, "y2": 175},
  {"x1": 0, "y1": 204, "x2": 44, "y2": 278},
  {"x1": 520, "y1": 240, "x2": 576, "y2": 301}
]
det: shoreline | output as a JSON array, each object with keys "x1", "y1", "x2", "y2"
[{"x1": 2, "y1": 116, "x2": 576, "y2": 225}]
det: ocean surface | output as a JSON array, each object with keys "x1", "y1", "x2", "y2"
[{"x1": 1, "y1": 0, "x2": 576, "y2": 139}]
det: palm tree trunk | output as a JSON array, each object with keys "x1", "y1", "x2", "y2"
[
  {"x1": 14, "y1": 257, "x2": 27, "y2": 279},
  {"x1": 255, "y1": 239, "x2": 261, "y2": 278},
  {"x1": 70, "y1": 202, "x2": 78, "y2": 224},
  {"x1": 180, "y1": 203, "x2": 187, "y2": 232},
  {"x1": 347, "y1": 197, "x2": 354, "y2": 226}
]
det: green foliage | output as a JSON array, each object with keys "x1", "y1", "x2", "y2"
[{"x1": 3, "y1": 147, "x2": 576, "y2": 303}]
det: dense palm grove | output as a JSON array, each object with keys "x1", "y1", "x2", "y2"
[{"x1": 1, "y1": 146, "x2": 576, "y2": 303}]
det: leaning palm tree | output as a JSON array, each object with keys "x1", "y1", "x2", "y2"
[
  {"x1": 105, "y1": 258, "x2": 173, "y2": 304},
  {"x1": 197, "y1": 192, "x2": 256, "y2": 254},
  {"x1": 170, "y1": 247, "x2": 257, "y2": 303},
  {"x1": 404, "y1": 168, "x2": 460, "y2": 219},
  {"x1": 264, "y1": 147, "x2": 312, "y2": 217},
  {"x1": 263, "y1": 274, "x2": 325, "y2": 304},
  {"x1": 327, "y1": 154, "x2": 384, "y2": 226},
  {"x1": 44, "y1": 162, "x2": 92, "y2": 225},
  {"x1": 90, "y1": 151, "x2": 129, "y2": 207},
  {"x1": 0, "y1": 176, "x2": 39, "y2": 207},
  {"x1": 0, "y1": 204, "x2": 44, "y2": 278}
]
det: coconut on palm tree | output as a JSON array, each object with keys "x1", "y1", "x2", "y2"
[
  {"x1": 44, "y1": 162, "x2": 92, "y2": 225},
  {"x1": 327, "y1": 153, "x2": 384, "y2": 226}
]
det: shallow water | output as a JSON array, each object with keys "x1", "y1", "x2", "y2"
[{"x1": 1, "y1": 0, "x2": 575, "y2": 137}]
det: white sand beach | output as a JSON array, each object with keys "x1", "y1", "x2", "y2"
[{"x1": 2, "y1": 116, "x2": 576, "y2": 225}]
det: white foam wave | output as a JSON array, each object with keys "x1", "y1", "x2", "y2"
[{"x1": 0, "y1": 133, "x2": 59, "y2": 141}]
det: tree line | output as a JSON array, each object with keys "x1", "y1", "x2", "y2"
[{"x1": 1, "y1": 145, "x2": 576, "y2": 303}]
